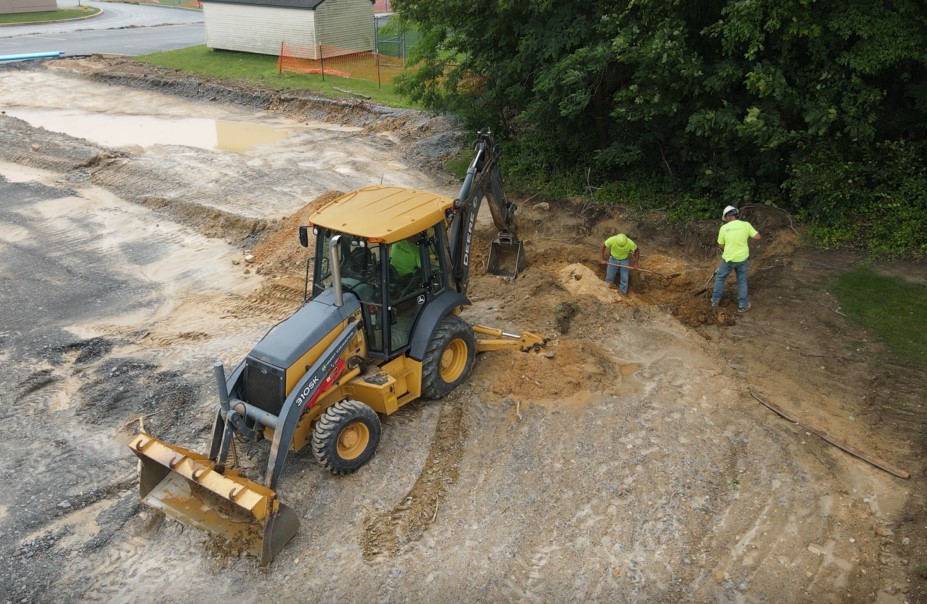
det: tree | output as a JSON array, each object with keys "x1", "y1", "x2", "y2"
[{"x1": 393, "y1": 0, "x2": 927, "y2": 255}]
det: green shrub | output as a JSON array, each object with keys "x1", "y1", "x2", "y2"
[{"x1": 786, "y1": 140, "x2": 927, "y2": 258}]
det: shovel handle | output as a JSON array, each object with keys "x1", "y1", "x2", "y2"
[{"x1": 606, "y1": 260, "x2": 665, "y2": 277}]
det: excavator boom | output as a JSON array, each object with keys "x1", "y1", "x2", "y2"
[{"x1": 448, "y1": 129, "x2": 525, "y2": 288}]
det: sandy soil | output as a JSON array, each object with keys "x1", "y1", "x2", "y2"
[{"x1": 0, "y1": 57, "x2": 925, "y2": 603}]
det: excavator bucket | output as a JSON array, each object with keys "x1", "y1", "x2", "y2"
[
  {"x1": 129, "y1": 433, "x2": 299, "y2": 565},
  {"x1": 488, "y1": 231, "x2": 525, "y2": 279}
]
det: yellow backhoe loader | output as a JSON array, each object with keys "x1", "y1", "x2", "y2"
[{"x1": 129, "y1": 129, "x2": 548, "y2": 564}]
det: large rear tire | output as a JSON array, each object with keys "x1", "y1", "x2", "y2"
[
  {"x1": 311, "y1": 400, "x2": 381, "y2": 475},
  {"x1": 421, "y1": 315, "x2": 476, "y2": 399}
]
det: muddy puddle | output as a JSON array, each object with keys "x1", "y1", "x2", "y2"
[
  {"x1": 5, "y1": 108, "x2": 294, "y2": 153},
  {"x1": 0, "y1": 67, "x2": 459, "y2": 222}
]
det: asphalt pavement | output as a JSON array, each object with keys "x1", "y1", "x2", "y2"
[{"x1": 0, "y1": 0, "x2": 204, "y2": 57}]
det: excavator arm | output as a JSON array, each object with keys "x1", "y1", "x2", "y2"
[{"x1": 447, "y1": 129, "x2": 525, "y2": 295}]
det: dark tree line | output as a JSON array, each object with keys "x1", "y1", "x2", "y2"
[{"x1": 392, "y1": 0, "x2": 927, "y2": 256}]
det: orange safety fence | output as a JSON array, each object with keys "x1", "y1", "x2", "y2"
[{"x1": 277, "y1": 41, "x2": 405, "y2": 87}]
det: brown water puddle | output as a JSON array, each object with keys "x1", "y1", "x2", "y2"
[{"x1": 5, "y1": 108, "x2": 291, "y2": 152}]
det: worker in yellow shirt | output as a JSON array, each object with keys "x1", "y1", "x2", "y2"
[
  {"x1": 599, "y1": 233, "x2": 639, "y2": 294},
  {"x1": 711, "y1": 205, "x2": 761, "y2": 312}
]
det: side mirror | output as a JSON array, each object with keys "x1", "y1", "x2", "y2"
[{"x1": 298, "y1": 226, "x2": 310, "y2": 248}]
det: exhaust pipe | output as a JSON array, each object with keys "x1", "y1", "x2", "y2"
[
  {"x1": 214, "y1": 361, "x2": 231, "y2": 415},
  {"x1": 330, "y1": 235, "x2": 344, "y2": 307}
]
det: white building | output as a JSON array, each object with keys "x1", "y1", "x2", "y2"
[{"x1": 203, "y1": 0, "x2": 375, "y2": 59}]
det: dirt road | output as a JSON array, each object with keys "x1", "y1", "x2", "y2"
[{"x1": 0, "y1": 57, "x2": 924, "y2": 602}]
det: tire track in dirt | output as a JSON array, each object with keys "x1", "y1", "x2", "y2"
[
  {"x1": 227, "y1": 281, "x2": 306, "y2": 321},
  {"x1": 502, "y1": 541, "x2": 562, "y2": 602},
  {"x1": 361, "y1": 396, "x2": 467, "y2": 560}
]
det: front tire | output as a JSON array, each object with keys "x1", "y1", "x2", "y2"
[
  {"x1": 312, "y1": 400, "x2": 381, "y2": 474},
  {"x1": 421, "y1": 315, "x2": 476, "y2": 399}
]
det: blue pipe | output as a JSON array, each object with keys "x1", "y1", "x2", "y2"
[{"x1": 0, "y1": 51, "x2": 65, "y2": 62}]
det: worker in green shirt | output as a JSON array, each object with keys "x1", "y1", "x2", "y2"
[
  {"x1": 390, "y1": 236, "x2": 421, "y2": 277},
  {"x1": 600, "y1": 233, "x2": 640, "y2": 294},
  {"x1": 711, "y1": 205, "x2": 761, "y2": 312}
]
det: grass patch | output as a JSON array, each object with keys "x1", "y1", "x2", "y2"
[
  {"x1": 831, "y1": 267, "x2": 927, "y2": 371},
  {"x1": 137, "y1": 46, "x2": 416, "y2": 108},
  {"x1": 916, "y1": 562, "x2": 927, "y2": 580},
  {"x1": 0, "y1": 6, "x2": 99, "y2": 23},
  {"x1": 444, "y1": 153, "x2": 471, "y2": 180},
  {"x1": 125, "y1": 0, "x2": 201, "y2": 8}
]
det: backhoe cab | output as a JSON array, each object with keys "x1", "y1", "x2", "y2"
[{"x1": 129, "y1": 130, "x2": 548, "y2": 565}]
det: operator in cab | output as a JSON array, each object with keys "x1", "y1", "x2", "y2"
[{"x1": 390, "y1": 236, "x2": 422, "y2": 276}]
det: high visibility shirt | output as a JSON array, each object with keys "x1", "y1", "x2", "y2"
[
  {"x1": 717, "y1": 220, "x2": 758, "y2": 262},
  {"x1": 603, "y1": 235, "x2": 637, "y2": 261},
  {"x1": 390, "y1": 239, "x2": 421, "y2": 276}
]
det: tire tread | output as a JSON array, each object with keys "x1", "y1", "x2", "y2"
[{"x1": 311, "y1": 399, "x2": 381, "y2": 474}]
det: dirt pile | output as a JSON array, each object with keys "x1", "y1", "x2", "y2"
[
  {"x1": 558, "y1": 264, "x2": 616, "y2": 303},
  {"x1": 250, "y1": 190, "x2": 341, "y2": 270},
  {"x1": 482, "y1": 338, "x2": 621, "y2": 403}
]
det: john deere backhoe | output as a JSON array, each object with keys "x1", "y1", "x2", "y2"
[{"x1": 129, "y1": 129, "x2": 548, "y2": 564}]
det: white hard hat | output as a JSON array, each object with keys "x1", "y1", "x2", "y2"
[{"x1": 722, "y1": 205, "x2": 739, "y2": 219}]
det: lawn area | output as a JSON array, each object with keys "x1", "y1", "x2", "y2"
[
  {"x1": 127, "y1": 0, "x2": 201, "y2": 8},
  {"x1": 0, "y1": 6, "x2": 99, "y2": 23},
  {"x1": 831, "y1": 267, "x2": 927, "y2": 372},
  {"x1": 137, "y1": 45, "x2": 416, "y2": 108}
]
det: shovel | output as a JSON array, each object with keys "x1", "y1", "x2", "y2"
[{"x1": 605, "y1": 259, "x2": 673, "y2": 279}]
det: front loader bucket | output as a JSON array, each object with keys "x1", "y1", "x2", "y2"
[
  {"x1": 488, "y1": 232, "x2": 525, "y2": 279},
  {"x1": 129, "y1": 433, "x2": 299, "y2": 565}
]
